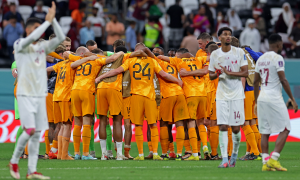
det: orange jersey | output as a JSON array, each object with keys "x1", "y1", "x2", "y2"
[
  {"x1": 155, "y1": 57, "x2": 184, "y2": 98},
  {"x1": 69, "y1": 54, "x2": 106, "y2": 94},
  {"x1": 97, "y1": 53, "x2": 131, "y2": 91},
  {"x1": 196, "y1": 49, "x2": 207, "y2": 57},
  {"x1": 170, "y1": 57, "x2": 207, "y2": 97},
  {"x1": 121, "y1": 57, "x2": 163, "y2": 100},
  {"x1": 53, "y1": 60, "x2": 76, "y2": 101}
]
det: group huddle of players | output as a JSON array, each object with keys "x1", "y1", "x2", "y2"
[{"x1": 15, "y1": 28, "x2": 262, "y2": 162}]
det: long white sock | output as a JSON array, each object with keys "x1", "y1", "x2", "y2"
[
  {"x1": 100, "y1": 139, "x2": 107, "y2": 154},
  {"x1": 28, "y1": 132, "x2": 40, "y2": 174},
  {"x1": 271, "y1": 152, "x2": 280, "y2": 161},
  {"x1": 116, "y1": 142, "x2": 122, "y2": 155},
  {"x1": 232, "y1": 131, "x2": 241, "y2": 156},
  {"x1": 11, "y1": 132, "x2": 30, "y2": 164},
  {"x1": 261, "y1": 153, "x2": 269, "y2": 164},
  {"x1": 219, "y1": 131, "x2": 228, "y2": 158}
]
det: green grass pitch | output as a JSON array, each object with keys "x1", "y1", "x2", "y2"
[{"x1": 0, "y1": 142, "x2": 299, "y2": 180}]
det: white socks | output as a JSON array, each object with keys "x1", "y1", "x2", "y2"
[
  {"x1": 271, "y1": 152, "x2": 280, "y2": 161},
  {"x1": 219, "y1": 131, "x2": 228, "y2": 158},
  {"x1": 232, "y1": 131, "x2": 241, "y2": 155},
  {"x1": 28, "y1": 132, "x2": 40, "y2": 174},
  {"x1": 100, "y1": 139, "x2": 107, "y2": 154},
  {"x1": 116, "y1": 142, "x2": 122, "y2": 155},
  {"x1": 51, "y1": 147, "x2": 58, "y2": 153},
  {"x1": 262, "y1": 153, "x2": 269, "y2": 164},
  {"x1": 11, "y1": 132, "x2": 30, "y2": 164}
]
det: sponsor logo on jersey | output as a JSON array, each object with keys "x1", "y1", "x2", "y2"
[{"x1": 231, "y1": 60, "x2": 238, "y2": 65}]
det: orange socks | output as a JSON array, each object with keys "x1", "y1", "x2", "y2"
[
  {"x1": 160, "y1": 126, "x2": 169, "y2": 154},
  {"x1": 206, "y1": 124, "x2": 211, "y2": 142},
  {"x1": 82, "y1": 125, "x2": 91, "y2": 156},
  {"x1": 176, "y1": 126, "x2": 184, "y2": 155},
  {"x1": 52, "y1": 140, "x2": 58, "y2": 149},
  {"x1": 210, "y1": 126, "x2": 219, "y2": 156},
  {"x1": 135, "y1": 126, "x2": 144, "y2": 155},
  {"x1": 199, "y1": 125, "x2": 208, "y2": 147},
  {"x1": 246, "y1": 140, "x2": 250, "y2": 152},
  {"x1": 57, "y1": 136, "x2": 62, "y2": 159},
  {"x1": 45, "y1": 130, "x2": 50, "y2": 155},
  {"x1": 184, "y1": 140, "x2": 191, "y2": 152},
  {"x1": 242, "y1": 125, "x2": 259, "y2": 156},
  {"x1": 169, "y1": 142, "x2": 174, "y2": 152},
  {"x1": 150, "y1": 126, "x2": 159, "y2": 154},
  {"x1": 61, "y1": 137, "x2": 73, "y2": 160},
  {"x1": 73, "y1": 125, "x2": 81, "y2": 154},
  {"x1": 251, "y1": 124, "x2": 262, "y2": 153},
  {"x1": 25, "y1": 143, "x2": 29, "y2": 155},
  {"x1": 228, "y1": 127, "x2": 232, "y2": 156},
  {"x1": 188, "y1": 128, "x2": 198, "y2": 154},
  {"x1": 197, "y1": 140, "x2": 201, "y2": 152},
  {"x1": 148, "y1": 142, "x2": 153, "y2": 152}
]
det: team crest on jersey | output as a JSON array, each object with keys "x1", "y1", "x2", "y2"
[
  {"x1": 278, "y1": 61, "x2": 283, "y2": 67},
  {"x1": 231, "y1": 60, "x2": 237, "y2": 64},
  {"x1": 35, "y1": 57, "x2": 39, "y2": 64}
]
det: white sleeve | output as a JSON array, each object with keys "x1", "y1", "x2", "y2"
[
  {"x1": 240, "y1": 49, "x2": 248, "y2": 67},
  {"x1": 255, "y1": 59, "x2": 260, "y2": 73},
  {"x1": 275, "y1": 56, "x2": 285, "y2": 72},
  {"x1": 43, "y1": 18, "x2": 66, "y2": 54},
  {"x1": 208, "y1": 54, "x2": 215, "y2": 72},
  {"x1": 13, "y1": 21, "x2": 51, "y2": 53}
]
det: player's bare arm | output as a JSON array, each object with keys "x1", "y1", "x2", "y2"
[
  {"x1": 95, "y1": 66, "x2": 125, "y2": 84},
  {"x1": 157, "y1": 55, "x2": 170, "y2": 62},
  {"x1": 253, "y1": 72, "x2": 261, "y2": 115},
  {"x1": 158, "y1": 70, "x2": 183, "y2": 87},
  {"x1": 220, "y1": 65, "x2": 248, "y2": 77},
  {"x1": 180, "y1": 66, "x2": 209, "y2": 77},
  {"x1": 177, "y1": 52, "x2": 194, "y2": 59},
  {"x1": 209, "y1": 70, "x2": 219, "y2": 80},
  {"x1": 105, "y1": 51, "x2": 124, "y2": 64},
  {"x1": 129, "y1": 50, "x2": 148, "y2": 57},
  {"x1": 278, "y1": 71, "x2": 298, "y2": 113},
  {"x1": 70, "y1": 55, "x2": 98, "y2": 69},
  {"x1": 46, "y1": 55, "x2": 55, "y2": 63}
]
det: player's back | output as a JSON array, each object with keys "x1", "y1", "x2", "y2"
[
  {"x1": 15, "y1": 40, "x2": 49, "y2": 96},
  {"x1": 255, "y1": 51, "x2": 284, "y2": 102},
  {"x1": 121, "y1": 57, "x2": 162, "y2": 100}
]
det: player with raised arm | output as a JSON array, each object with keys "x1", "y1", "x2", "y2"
[
  {"x1": 95, "y1": 47, "x2": 182, "y2": 161},
  {"x1": 208, "y1": 27, "x2": 248, "y2": 168},
  {"x1": 8, "y1": 2, "x2": 65, "y2": 179},
  {"x1": 253, "y1": 34, "x2": 298, "y2": 171}
]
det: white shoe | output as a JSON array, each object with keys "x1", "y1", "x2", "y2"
[
  {"x1": 107, "y1": 150, "x2": 114, "y2": 159},
  {"x1": 101, "y1": 152, "x2": 109, "y2": 160},
  {"x1": 9, "y1": 162, "x2": 20, "y2": 179},
  {"x1": 116, "y1": 154, "x2": 128, "y2": 160}
]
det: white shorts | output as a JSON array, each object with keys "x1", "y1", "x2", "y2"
[
  {"x1": 216, "y1": 99, "x2": 245, "y2": 126},
  {"x1": 17, "y1": 96, "x2": 49, "y2": 131},
  {"x1": 257, "y1": 100, "x2": 291, "y2": 134}
]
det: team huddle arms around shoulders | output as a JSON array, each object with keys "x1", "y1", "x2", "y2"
[{"x1": 8, "y1": 2, "x2": 299, "y2": 178}]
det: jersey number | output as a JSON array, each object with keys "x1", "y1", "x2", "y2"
[
  {"x1": 133, "y1": 63, "x2": 151, "y2": 80},
  {"x1": 234, "y1": 111, "x2": 240, "y2": 119},
  {"x1": 58, "y1": 67, "x2": 66, "y2": 82},
  {"x1": 259, "y1": 68, "x2": 269, "y2": 86},
  {"x1": 188, "y1": 64, "x2": 200, "y2": 79},
  {"x1": 76, "y1": 63, "x2": 92, "y2": 76},
  {"x1": 167, "y1": 65, "x2": 174, "y2": 74}
]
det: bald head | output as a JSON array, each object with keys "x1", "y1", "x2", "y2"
[
  {"x1": 76, "y1": 46, "x2": 89, "y2": 57},
  {"x1": 134, "y1": 43, "x2": 146, "y2": 51}
]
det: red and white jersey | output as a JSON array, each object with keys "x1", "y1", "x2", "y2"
[
  {"x1": 208, "y1": 46, "x2": 248, "y2": 100},
  {"x1": 255, "y1": 51, "x2": 285, "y2": 102}
]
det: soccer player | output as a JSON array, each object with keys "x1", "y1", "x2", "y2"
[
  {"x1": 208, "y1": 27, "x2": 248, "y2": 168},
  {"x1": 153, "y1": 47, "x2": 190, "y2": 160},
  {"x1": 96, "y1": 46, "x2": 183, "y2": 161},
  {"x1": 167, "y1": 48, "x2": 176, "y2": 57},
  {"x1": 254, "y1": 34, "x2": 298, "y2": 171},
  {"x1": 9, "y1": 2, "x2": 65, "y2": 179},
  {"x1": 157, "y1": 48, "x2": 208, "y2": 160},
  {"x1": 86, "y1": 40, "x2": 98, "y2": 52},
  {"x1": 70, "y1": 47, "x2": 124, "y2": 160}
]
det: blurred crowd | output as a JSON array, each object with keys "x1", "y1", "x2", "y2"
[{"x1": 1, "y1": 0, "x2": 300, "y2": 67}]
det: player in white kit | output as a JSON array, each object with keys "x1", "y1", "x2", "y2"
[
  {"x1": 254, "y1": 34, "x2": 298, "y2": 172},
  {"x1": 8, "y1": 2, "x2": 65, "y2": 179},
  {"x1": 208, "y1": 27, "x2": 249, "y2": 168}
]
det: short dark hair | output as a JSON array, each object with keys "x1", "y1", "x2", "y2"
[
  {"x1": 49, "y1": 34, "x2": 56, "y2": 40},
  {"x1": 115, "y1": 46, "x2": 128, "y2": 53},
  {"x1": 25, "y1": 17, "x2": 42, "y2": 28},
  {"x1": 154, "y1": 46, "x2": 164, "y2": 52},
  {"x1": 205, "y1": 41, "x2": 216, "y2": 49},
  {"x1": 207, "y1": 44, "x2": 219, "y2": 54},
  {"x1": 113, "y1": 39, "x2": 125, "y2": 48},
  {"x1": 91, "y1": 48, "x2": 103, "y2": 54},
  {"x1": 129, "y1": 20, "x2": 136, "y2": 25},
  {"x1": 55, "y1": 45, "x2": 66, "y2": 54},
  {"x1": 187, "y1": 27, "x2": 195, "y2": 35},
  {"x1": 217, "y1": 27, "x2": 232, "y2": 37},
  {"x1": 79, "y1": 2, "x2": 87, "y2": 9},
  {"x1": 9, "y1": 14, "x2": 17, "y2": 20},
  {"x1": 231, "y1": 36, "x2": 239, "y2": 47},
  {"x1": 86, "y1": 40, "x2": 97, "y2": 47},
  {"x1": 168, "y1": 48, "x2": 177, "y2": 52},
  {"x1": 197, "y1": 32, "x2": 211, "y2": 40},
  {"x1": 176, "y1": 48, "x2": 189, "y2": 54},
  {"x1": 268, "y1": 34, "x2": 282, "y2": 45}
]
